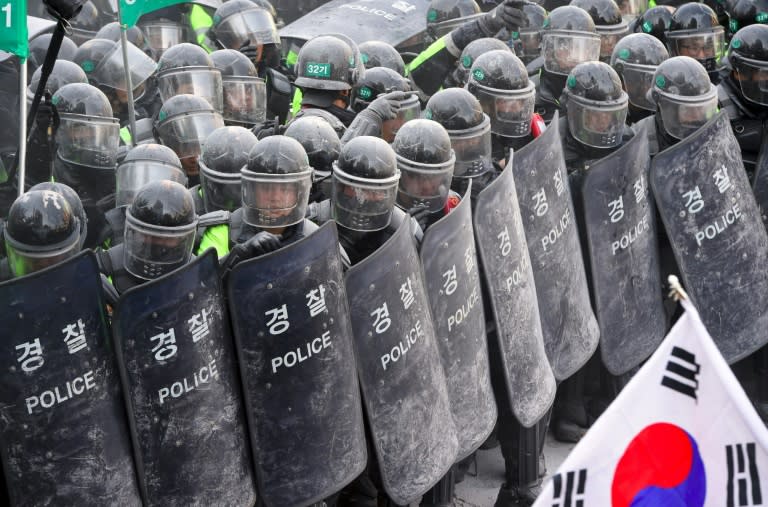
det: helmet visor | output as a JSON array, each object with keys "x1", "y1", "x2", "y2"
[
  {"x1": 448, "y1": 115, "x2": 492, "y2": 178},
  {"x1": 241, "y1": 168, "x2": 313, "y2": 227},
  {"x1": 140, "y1": 23, "x2": 185, "y2": 58},
  {"x1": 734, "y1": 57, "x2": 768, "y2": 106},
  {"x1": 566, "y1": 94, "x2": 628, "y2": 148},
  {"x1": 215, "y1": 9, "x2": 279, "y2": 50},
  {"x1": 56, "y1": 114, "x2": 120, "y2": 167},
  {"x1": 472, "y1": 81, "x2": 535, "y2": 137},
  {"x1": 116, "y1": 161, "x2": 188, "y2": 208},
  {"x1": 332, "y1": 164, "x2": 400, "y2": 231},
  {"x1": 542, "y1": 32, "x2": 602, "y2": 75},
  {"x1": 657, "y1": 85, "x2": 719, "y2": 140},
  {"x1": 222, "y1": 77, "x2": 267, "y2": 125},
  {"x1": 395, "y1": 152, "x2": 455, "y2": 213},
  {"x1": 597, "y1": 24, "x2": 630, "y2": 60},
  {"x1": 92, "y1": 40, "x2": 156, "y2": 91},
  {"x1": 158, "y1": 69, "x2": 224, "y2": 112},
  {"x1": 382, "y1": 95, "x2": 421, "y2": 143},
  {"x1": 667, "y1": 30, "x2": 725, "y2": 71},
  {"x1": 200, "y1": 162, "x2": 242, "y2": 212},
  {"x1": 4, "y1": 226, "x2": 80, "y2": 278},
  {"x1": 124, "y1": 210, "x2": 197, "y2": 280},
  {"x1": 618, "y1": 0, "x2": 648, "y2": 20},
  {"x1": 156, "y1": 111, "x2": 225, "y2": 159},
  {"x1": 429, "y1": 13, "x2": 485, "y2": 40},
  {"x1": 517, "y1": 31, "x2": 542, "y2": 60},
  {"x1": 620, "y1": 63, "x2": 656, "y2": 111}
]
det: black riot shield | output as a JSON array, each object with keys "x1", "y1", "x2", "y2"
[
  {"x1": 472, "y1": 165, "x2": 556, "y2": 427},
  {"x1": 0, "y1": 251, "x2": 140, "y2": 506},
  {"x1": 345, "y1": 218, "x2": 459, "y2": 506},
  {"x1": 750, "y1": 126, "x2": 768, "y2": 229},
  {"x1": 112, "y1": 249, "x2": 256, "y2": 507},
  {"x1": 650, "y1": 111, "x2": 768, "y2": 363},
  {"x1": 279, "y1": 0, "x2": 429, "y2": 52},
  {"x1": 513, "y1": 112, "x2": 600, "y2": 380},
  {"x1": 582, "y1": 130, "x2": 666, "y2": 375},
  {"x1": 227, "y1": 222, "x2": 367, "y2": 507},
  {"x1": 419, "y1": 184, "x2": 497, "y2": 457}
]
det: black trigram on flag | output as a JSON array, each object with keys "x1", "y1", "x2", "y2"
[
  {"x1": 660, "y1": 346, "x2": 700, "y2": 400},
  {"x1": 552, "y1": 469, "x2": 587, "y2": 507},
  {"x1": 726, "y1": 442, "x2": 763, "y2": 507}
]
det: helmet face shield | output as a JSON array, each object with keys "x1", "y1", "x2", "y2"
[
  {"x1": 92, "y1": 40, "x2": 156, "y2": 92},
  {"x1": 447, "y1": 115, "x2": 492, "y2": 178},
  {"x1": 241, "y1": 168, "x2": 313, "y2": 227},
  {"x1": 542, "y1": 31, "x2": 602, "y2": 75},
  {"x1": 597, "y1": 24, "x2": 630, "y2": 61},
  {"x1": 382, "y1": 95, "x2": 421, "y2": 143},
  {"x1": 4, "y1": 225, "x2": 80, "y2": 278},
  {"x1": 619, "y1": 63, "x2": 656, "y2": 110},
  {"x1": 566, "y1": 93, "x2": 628, "y2": 148},
  {"x1": 516, "y1": 30, "x2": 542, "y2": 60},
  {"x1": 657, "y1": 85, "x2": 719, "y2": 139},
  {"x1": 667, "y1": 29, "x2": 725, "y2": 71},
  {"x1": 116, "y1": 161, "x2": 188, "y2": 208},
  {"x1": 428, "y1": 12, "x2": 485, "y2": 40},
  {"x1": 158, "y1": 69, "x2": 224, "y2": 112},
  {"x1": 199, "y1": 162, "x2": 243, "y2": 212},
  {"x1": 156, "y1": 111, "x2": 225, "y2": 159},
  {"x1": 332, "y1": 164, "x2": 400, "y2": 231},
  {"x1": 222, "y1": 77, "x2": 267, "y2": 125},
  {"x1": 472, "y1": 81, "x2": 535, "y2": 137},
  {"x1": 733, "y1": 56, "x2": 768, "y2": 106},
  {"x1": 395, "y1": 152, "x2": 454, "y2": 213},
  {"x1": 618, "y1": 0, "x2": 648, "y2": 21},
  {"x1": 124, "y1": 210, "x2": 197, "y2": 280},
  {"x1": 56, "y1": 114, "x2": 120, "y2": 167},
  {"x1": 215, "y1": 9, "x2": 279, "y2": 50},
  {"x1": 140, "y1": 22, "x2": 186, "y2": 58}
]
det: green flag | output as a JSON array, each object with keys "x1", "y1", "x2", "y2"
[
  {"x1": 119, "y1": 0, "x2": 190, "y2": 28},
  {"x1": 0, "y1": 0, "x2": 27, "y2": 59}
]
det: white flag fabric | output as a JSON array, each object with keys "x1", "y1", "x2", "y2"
[{"x1": 533, "y1": 299, "x2": 768, "y2": 507}]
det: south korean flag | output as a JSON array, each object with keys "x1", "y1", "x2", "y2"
[{"x1": 534, "y1": 298, "x2": 768, "y2": 507}]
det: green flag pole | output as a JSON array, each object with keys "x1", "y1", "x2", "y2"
[{"x1": 117, "y1": 16, "x2": 138, "y2": 147}]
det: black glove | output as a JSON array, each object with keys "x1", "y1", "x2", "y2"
[
  {"x1": 238, "y1": 40, "x2": 261, "y2": 65},
  {"x1": 221, "y1": 231, "x2": 282, "y2": 275},
  {"x1": 479, "y1": 0, "x2": 527, "y2": 35},
  {"x1": 252, "y1": 117, "x2": 283, "y2": 139},
  {"x1": 36, "y1": 92, "x2": 58, "y2": 137},
  {"x1": 364, "y1": 90, "x2": 413, "y2": 121}
]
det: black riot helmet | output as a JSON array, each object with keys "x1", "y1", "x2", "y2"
[
  {"x1": 426, "y1": 0, "x2": 484, "y2": 40},
  {"x1": 27, "y1": 60, "x2": 88, "y2": 103},
  {"x1": 124, "y1": 180, "x2": 198, "y2": 280},
  {"x1": 69, "y1": 0, "x2": 106, "y2": 46},
  {"x1": 394, "y1": 119, "x2": 455, "y2": 214},
  {"x1": 727, "y1": 0, "x2": 768, "y2": 37},
  {"x1": 155, "y1": 94, "x2": 225, "y2": 173},
  {"x1": 95, "y1": 22, "x2": 148, "y2": 52},
  {"x1": 666, "y1": 2, "x2": 726, "y2": 72},
  {"x1": 210, "y1": 49, "x2": 267, "y2": 126},
  {"x1": 157, "y1": 43, "x2": 224, "y2": 113},
  {"x1": 4, "y1": 190, "x2": 81, "y2": 278},
  {"x1": 28, "y1": 35, "x2": 78, "y2": 79},
  {"x1": 116, "y1": 144, "x2": 187, "y2": 208},
  {"x1": 570, "y1": 0, "x2": 630, "y2": 61},
  {"x1": 52, "y1": 83, "x2": 120, "y2": 168},
  {"x1": 351, "y1": 67, "x2": 418, "y2": 142},
  {"x1": 648, "y1": 55, "x2": 718, "y2": 139},
  {"x1": 508, "y1": 2, "x2": 547, "y2": 63},
  {"x1": 199, "y1": 126, "x2": 258, "y2": 213},
  {"x1": 295, "y1": 35, "x2": 363, "y2": 91},
  {"x1": 425, "y1": 88, "x2": 492, "y2": 179},
  {"x1": 467, "y1": 50, "x2": 536, "y2": 138},
  {"x1": 633, "y1": 5, "x2": 675, "y2": 46},
  {"x1": 561, "y1": 61, "x2": 629, "y2": 148},
  {"x1": 359, "y1": 41, "x2": 406, "y2": 75},
  {"x1": 212, "y1": 0, "x2": 280, "y2": 50},
  {"x1": 29, "y1": 182, "x2": 88, "y2": 250},
  {"x1": 284, "y1": 115, "x2": 341, "y2": 174},
  {"x1": 453, "y1": 38, "x2": 512, "y2": 87},
  {"x1": 541, "y1": 6, "x2": 602, "y2": 75},
  {"x1": 332, "y1": 136, "x2": 400, "y2": 231},
  {"x1": 138, "y1": 17, "x2": 187, "y2": 60},
  {"x1": 242, "y1": 135, "x2": 313, "y2": 227},
  {"x1": 74, "y1": 38, "x2": 156, "y2": 106},
  {"x1": 724, "y1": 24, "x2": 768, "y2": 105},
  {"x1": 611, "y1": 33, "x2": 670, "y2": 110}
]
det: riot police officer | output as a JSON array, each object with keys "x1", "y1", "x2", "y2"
[
  {"x1": 610, "y1": 33, "x2": 670, "y2": 123},
  {"x1": 154, "y1": 93, "x2": 226, "y2": 185},
  {"x1": 727, "y1": 0, "x2": 768, "y2": 38},
  {"x1": 284, "y1": 115, "x2": 342, "y2": 203},
  {"x1": 451, "y1": 37, "x2": 512, "y2": 87},
  {"x1": 506, "y1": 1, "x2": 547, "y2": 66},
  {"x1": 535, "y1": 6, "x2": 602, "y2": 122},
  {"x1": 210, "y1": 49, "x2": 267, "y2": 128},
  {"x1": 347, "y1": 69, "x2": 417, "y2": 143},
  {"x1": 359, "y1": 41, "x2": 407, "y2": 75},
  {"x1": 3, "y1": 190, "x2": 82, "y2": 280},
  {"x1": 630, "y1": 4, "x2": 675, "y2": 46},
  {"x1": 426, "y1": 0, "x2": 485, "y2": 42},
  {"x1": 156, "y1": 43, "x2": 223, "y2": 113},
  {"x1": 29, "y1": 182, "x2": 89, "y2": 251},
  {"x1": 666, "y1": 2, "x2": 727, "y2": 83},
  {"x1": 27, "y1": 34, "x2": 78, "y2": 80},
  {"x1": 98, "y1": 180, "x2": 197, "y2": 295},
  {"x1": 211, "y1": 0, "x2": 281, "y2": 74},
  {"x1": 570, "y1": 0, "x2": 630, "y2": 62}
]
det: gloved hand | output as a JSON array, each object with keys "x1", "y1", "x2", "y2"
[
  {"x1": 238, "y1": 40, "x2": 262, "y2": 64},
  {"x1": 364, "y1": 90, "x2": 412, "y2": 121},
  {"x1": 479, "y1": 0, "x2": 527, "y2": 35},
  {"x1": 220, "y1": 230, "x2": 282, "y2": 275},
  {"x1": 36, "y1": 92, "x2": 58, "y2": 137}
]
